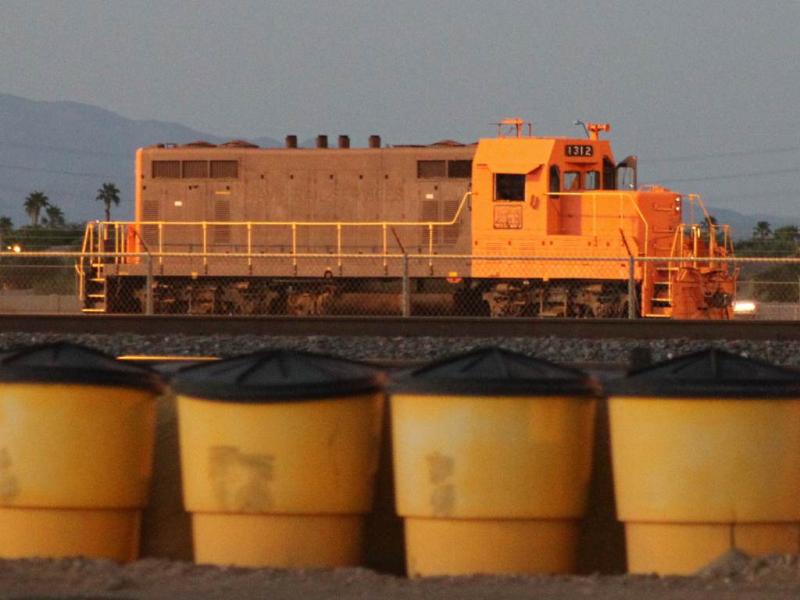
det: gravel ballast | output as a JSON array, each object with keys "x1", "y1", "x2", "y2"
[{"x1": 0, "y1": 333, "x2": 795, "y2": 368}]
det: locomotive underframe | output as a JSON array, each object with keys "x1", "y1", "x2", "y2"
[{"x1": 101, "y1": 275, "x2": 632, "y2": 318}]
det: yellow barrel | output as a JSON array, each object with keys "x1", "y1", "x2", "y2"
[
  {"x1": 0, "y1": 342, "x2": 162, "y2": 561},
  {"x1": 608, "y1": 348, "x2": 800, "y2": 575},
  {"x1": 171, "y1": 349, "x2": 385, "y2": 568},
  {"x1": 391, "y1": 347, "x2": 598, "y2": 576}
]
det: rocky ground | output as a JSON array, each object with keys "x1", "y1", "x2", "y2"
[
  {"x1": 4, "y1": 552, "x2": 800, "y2": 600},
  {"x1": 0, "y1": 332, "x2": 796, "y2": 367}
]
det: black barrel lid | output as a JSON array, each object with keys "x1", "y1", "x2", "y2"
[
  {"x1": 391, "y1": 347, "x2": 597, "y2": 397},
  {"x1": 0, "y1": 341, "x2": 163, "y2": 392},
  {"x1": 169, "y1": 349, "x2": 385, "y2": 402},
  {"x1": 607, "y1": 348, "x2": 800, "y2": 398}
]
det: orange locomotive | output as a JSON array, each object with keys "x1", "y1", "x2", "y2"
[{"x1": 79, "y1": 119, "x2": 736, "y2": 318}]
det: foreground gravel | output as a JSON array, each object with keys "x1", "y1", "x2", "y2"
[
  {"x1": 0, "y1": 332, "x2": 796, "y2": 368},
  {"x1": 3, "y1": 553, "x2": 800, "y2": 600}
]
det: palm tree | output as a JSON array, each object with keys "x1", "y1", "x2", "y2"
[
  {"x1": 0, "y1": 216, "x2": 13, "y2": 236},
  {"x1": 774, "y1": 225, "x2": 799, "y2": 242},
  {"x1": 753, "y1": 221, "x2": 772, "y2": 240},
  {"x1": 43, "y1": 204, "x2": 66, "y2": 228},
  {"x1": 24, "y1": 191, "x2": 49, "y2": 227},
  {"x1": 0, "y1": 216, "x2": 12, "y2": 247},
  {"x1": 96, "y1": 182, "x2": 121, "y2": 221}
]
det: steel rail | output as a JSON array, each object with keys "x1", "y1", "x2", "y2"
[{"x1": 0, "y1": 315, "x2": 796, "y2": 340}]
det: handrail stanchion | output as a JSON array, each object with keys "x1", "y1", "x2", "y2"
[
  {"x1": 145, "y1": 254, "x2": 154, "y2": 316},
  {"x1": 202, "y1": 223, "x2": 208, "y2": 273},
  {"x1": 628, "y1": 256, "x2": 637, "y2": 319},
  {"x1": 337, "y1": 224, "x2": 343, "y2": 275},
  {"x1": 402, "y1": 253, "x2": 411, "y2": 317},
  {"x1": 382, "y1": 224, "x2": 388, "y2": 274},
  {"x1": 292, "y1": 224, "x2": 298, "y2": 275},
  {"x1": 428, "y1": 225, "x2": 434, "y2": 274},
  {"x1": 158, "y1": 224, "x2": 164, "y2": 268},
  {"x1": 247, "y1": 223, "x2": 253, "y2": 273}
]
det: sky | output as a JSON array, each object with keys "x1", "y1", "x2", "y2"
[{"x1": 0, "y1": 0, "x2": 798, "y2": 216}]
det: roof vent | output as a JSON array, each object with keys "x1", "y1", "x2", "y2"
[{"x1": 221, "y1": 139, "x2": 259, "y2": 148}]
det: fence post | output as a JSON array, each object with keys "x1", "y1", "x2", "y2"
[
  {"x1": 628, "y1": 256, "x2": 636, "y2": 319},
  {"x1": 401, "y1": 253, "x2": 410, "y2": 317},
  {"x1": 145, "y1": 254, "x2": 154, "y2": 316}
]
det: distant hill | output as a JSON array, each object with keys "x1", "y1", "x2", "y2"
[
  {"x1": 0, "y1": 93, "x2": 279, "y2": 224},
  {"x1": 705, "y1": 206, "x2": 797, "y2": 243}
]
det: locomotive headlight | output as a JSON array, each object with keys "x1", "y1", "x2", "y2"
[{"x1": 733, "y1": 300, "x2": 757, "y2": 315}]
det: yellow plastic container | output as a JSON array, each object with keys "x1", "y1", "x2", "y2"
[
  {"x1": 172, "y1": 349, "x2": 385, "y2": 568},
  {"x1": 0, "y1": 343, "x2": 161, "y2": 561},
  {"x1": 608, "y1": 349, "x2": 800, "y2": 574},
  {"x1": 391, "y1": 348, "x2": 597, "y2": 576}
]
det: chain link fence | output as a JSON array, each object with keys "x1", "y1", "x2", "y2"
[
  {"x1": 79, "y1": 253, "x2": 640, "y2": 318},
  {"x1": 0, "y1": 251, "x2": 797, "y2": 319},
  {"x1": 0, "y1": 252, "x2": 79, "y2": 313}
]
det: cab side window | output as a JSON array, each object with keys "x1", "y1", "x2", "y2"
[
  {"x1": 495, "y1": 174, "x2": 525, "y2": 201},
  {"x1": 563, "y1": 171, "x2": 581, "y2": 191},
  {"x1": 549, "y1": 166, "x2": 561, "y2": 193},
  {"x1": 602, "y1": 157, "x2": 616, "y2": 190}
]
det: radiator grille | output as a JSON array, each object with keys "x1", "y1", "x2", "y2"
[
  {"x1": 210, "y1": 160, "x2": 239, "y2": 178},
  {"x1": 213, "y1": 198, "x2": 231, "y2": 245},
  {"x1": 182, "y1": 160, "x2": 209, "y2": 178},
  {"x1": 152, "y1": 161, "x2": 180, "y2": 178},
  {"x1": 141, "y1": 199, "x2": 160, "y2": 247},
  {"x1": 442, "y1": 200, "x2": 460, "y2": 245}
]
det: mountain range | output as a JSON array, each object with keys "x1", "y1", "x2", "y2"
[
  {"x1": 0, "y1": 93, "x2": 793, "y2": 240},
  {"x1": 0, "y1": 93, "x2": 280, "y2": 226}
]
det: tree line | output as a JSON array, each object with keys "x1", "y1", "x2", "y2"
[
  {"x1": 0, "y1": 182, "x2": 120, "y2": 250},
  {"x1": 735, "y1": 221, "x2": 799, "y2": 257}
]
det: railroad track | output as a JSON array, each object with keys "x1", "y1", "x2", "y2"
[{"x1": 0, "y1": 314, "x2": 797, "y2": 340}]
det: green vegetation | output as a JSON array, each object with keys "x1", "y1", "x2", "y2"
[
  {"x1": 736, "y1": 223, "x2": 799, "y2": 257},
  {"x1": 0, "y1": 187, "x2": 102, "y2": 294},
  {"x1": 0, "y1": 216, "x2": 84, "y2": 252},
  {"x1": 44, "y1": 204, "x2": 66, "y2": 228},
  {"x1": 96, "y1": 182, "x2": 121, "y2": 221},
  {"x1": 1, "y1": 182, "x2": 121, "y2": 294},
  {"x1": 10, "y1": 191, "x2": 84, "y2": 249},
  {"x1": 734, "y1": 222, "x2": 800, "y2": 303},
  {"x1": 23, "y1": 191, "x2": 49, "y2": 227}
]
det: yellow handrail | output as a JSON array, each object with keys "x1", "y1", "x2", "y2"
[
  {"x1": 103, "y1": 191, "x2": 471, "y2": 230},
  {"x1": 86, "y1": 192, "x2": 472, "y2": 268}
]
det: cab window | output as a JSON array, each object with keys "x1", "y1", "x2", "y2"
[
  {"x1": 602, "y1": 157, "x2": 616, "y2": 190},
  {"x1": 585, "y1": 171, "x2": 600, "y2": 190},
  {"x1": 563, "y1": 171, "x2": 581, "y2": 191},
  {"x1": 549, "y1": 166, "x2": 560, "y2": 193},
  {"x1": 616, "y1": 156, "x2": 638, "y2": 190},
  {"x1": 495, "y1": 174, "x2": 525, "y2": 201}
]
